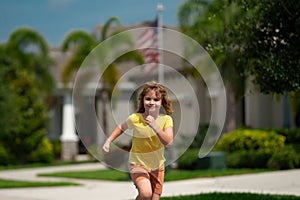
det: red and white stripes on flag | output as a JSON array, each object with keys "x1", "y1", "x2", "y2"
[{"x1": 137, "y1": 18, "x2": 159, "y2": 75}]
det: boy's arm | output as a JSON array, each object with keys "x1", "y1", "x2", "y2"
[
  {"x1": 145, "y1": 115, "x2": 173, "y2": 146},
  {"x1": 102, "y1": 121, "x2": 128, "y2": 153},
  {"x1": 156, "y1": 126, "x2": 173, "y2": 147}
]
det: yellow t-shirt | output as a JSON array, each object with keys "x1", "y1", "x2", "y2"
[{"x1": 126, "y1": 113, "x2": 173, "y2": 170}]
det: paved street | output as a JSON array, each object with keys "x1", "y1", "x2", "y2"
[{"x1": 0, "y1": 163, "x2": 299, "y2": 200}]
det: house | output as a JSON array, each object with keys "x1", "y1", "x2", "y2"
[{"x1": 48, "y1": 23, "x2": 294, "y2": 164}]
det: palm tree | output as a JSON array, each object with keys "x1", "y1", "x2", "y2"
[
  {"x1": 61, "y1": 30, "x2": 97, "y2": 84},
  {"x1": 178, "y1": 0, "x2": 246, "y2": 132},
  {"x1": 61, "y1": 16, "x2": 143, "y2": 95},
  {"x1": 61, "y1": 17, "x2": 143, "y2": 134},
  {"x1": 1, "y1": 28, "x2": 54, "y2": 164},
  {"x1": 6, "y1": 27, "x2": 54, "y2": 97}
]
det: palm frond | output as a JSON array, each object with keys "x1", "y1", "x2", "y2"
[
  {"x1": 101, "y1": 17, "x2": 122, "y2": 41},
  {"x1": 61, "y1": 30, "x2": 96, "y2": 52},
  {"x1": 7, "y1": 27, "x2": 49, "y2": 57}
]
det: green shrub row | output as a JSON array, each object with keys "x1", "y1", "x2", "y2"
[
  {"x1": 177, "y1": 149, "x2": 199, "y2": 170},
  {"x1": 214, "y1": 129, "x2": 300, "y2": 169},
  {"x1": 177, "y1": 128, "x2": 300, "y2": 170},
  {"x1": 226, "y1": 146, "x2": 300, "y2": 170},
  {"x1": 272, "y1": 128, "x2": 300, "y2": 144},
  {"x1": 0, "y1": 138, "x2": 55, "y2": 166},
  {"x1": 214, "y1": 129, "x2": 286, "y2": 153},
  {"x1": 267, "y1": 145, "x2": 300, "y2": 169}
]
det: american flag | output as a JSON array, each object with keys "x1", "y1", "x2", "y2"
[{"x1": 137, "y1": 18, "x2": 159, "y2": 75}]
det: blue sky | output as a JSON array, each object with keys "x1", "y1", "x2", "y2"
[{"x1": 0, "y1": 0, "x2": 184, "y2": 46}]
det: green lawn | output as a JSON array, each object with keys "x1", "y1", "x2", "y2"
[
  {"x1": 164, "y1": 168, "x2": 270, "y2": 181},
  {"x1": 161, "y1": 192, "x2": 300, "y2": 200},
  {"x1": 1, "y1": 167, "x2": 300, "y2": 200},
  {"x1": 0, "y1": 160, "x2": 96, "y2": 171},
  {"x1": 0, "y1": 178, "x2": 79, "y2": 189},
  {"x1": 0, "y1": 168, "x2": 271, "y2": 189},
  {"x1": 39, "y1": 169, "x2": 130, "y2": 181},
  {"x1": 40, "y1": 168, "x2": 130, "y2": 181},
  {"x1": 39, "y1": 168, "x2": 271, "y2": 182}
]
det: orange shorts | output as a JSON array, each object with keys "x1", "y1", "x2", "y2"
[{"x1": 129, "y1": 164, "x2": 165, "y2": 195}]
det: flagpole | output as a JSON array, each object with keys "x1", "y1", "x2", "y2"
[{"x1": 157, "y1": 3, "x2": 164, "y2": 84}]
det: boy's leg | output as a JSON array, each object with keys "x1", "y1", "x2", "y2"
[
  {"x1": 152, "y1": 193, "x2": 160, "y2": 200},
  {"x1": 135, "y1": 178, "x2": 152, "y2": 200},
  {"x1": 149, "y1": 165, "x2": 164, "y2": 199},
  {"x1": 130, "y1": 165, "x2": 153, "y2": 200}
]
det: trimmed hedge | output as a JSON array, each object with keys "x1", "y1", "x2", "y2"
[
  {"x1": 0, "y1": 138, "x2": 54, "y2": 166},
  {"x1": 272, "y1": 128, "x2": 300, "y2": 144},
  {"x1": 213, "y1": 129, "x2": 300, "y2": 169},
  {"x1": 214, "y1": 129, "x2": 285, "y2": 153},
  {"x1": 267, "y1": 145, "x2": 300, "y2": 169},
  {"x1": 226, "y1": 150, "x2": 272, "y2": 168},
  {"x1": 177, "y1": 149, "x2": 199, "y2": 170},
  {"x1": 177, "y1": 128, "x2": 300, "y2": 170}
]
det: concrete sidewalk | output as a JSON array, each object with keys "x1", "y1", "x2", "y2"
[{"x1": 0, "y1": 163, "x2": 299, "y2": 200}]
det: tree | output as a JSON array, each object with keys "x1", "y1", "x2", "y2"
[
  {"x1": 0, "y1": 45, "x2": 19, "y2": 164},
  {"x1": 231, "y1": 0, "x2": 300, "y2": 126},
  {"x1": 61, "y1": 17, "x2": 143, "y2": 95},
  {"x1": 61, "y1": 30, "x2": 97, "y2": 84},
  {"x1": 0, "y1": 28, "x2": 54, "y2": 164},
  {"x1": 61, "y1": 17, "x2": 143, "y2": 134},
  {"x1": 1, "y1": 66, "x2": 52, "y2": 164},
  {"x1": 178, "y1": 0, "x2": 247, "y2": 131},
  {"x1": 6, "y1": 27, "x2": 55, "y2": 98},
  {"x1": 232, "y1": 0, "x2": 300, "y2": 94}
]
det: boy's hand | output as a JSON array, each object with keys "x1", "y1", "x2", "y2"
[
  {"x1": 102, "y1": 140, "x2": 111, "y2": 153},
  {"x1": 145, "y1": 115, "x2": 161, "y2": 134}
]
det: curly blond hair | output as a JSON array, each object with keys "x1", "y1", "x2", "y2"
[{"x1": 136, "y1": 81, "x2": 173, "y2": 115}]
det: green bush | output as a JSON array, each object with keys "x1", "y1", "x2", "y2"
[
  {"x1": 292, "y1": 144, "x2": 300, "y2": 152},
  {"x1": 177, "y1": 149, "x2": 199, "y2": 170},
  {"x1": 226, "y1": 150, "x2": 272, "y2": 168},
  {"x1": 0, "y1": 67, "x2": 53, "y2": 165},
  {"x1": 51, "y1": 139, "x2": 61, "y2": 160},
  {"x1": 273, "y1": 128, "x2": 300, "y2": 144},
  {"x1": 179, "y1": 128, "x2": 300, "y2": 170},
  {"x1": 214, "y1": 129, "x2": 291, "y2": 169},
  {"x1": 187, "y1": 123, "x2": 220, "y2": 149},
  {"x1": 214, "y1": 129, "x2": 285, "y2": 153},
  {"x1": 29, "y1": 137, "x2": 53, "y2": 163},
  {"x1": 267, "y1": 145, "x2": 300, "y2": 170},
  {"x1": 0, "y1": 144, "x2": 16, "y2": 165}
]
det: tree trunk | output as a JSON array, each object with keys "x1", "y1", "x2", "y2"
[
  {"x1": 101, "y1": 89, "x2": 109, "y2": 135},
  {"x1": 225, "y1": 83, "x2": 236, "y2": 132}
]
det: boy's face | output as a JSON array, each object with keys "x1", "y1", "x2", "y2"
[{"x1": 143, "y1": 90, "x2": 162, "y2": 115}]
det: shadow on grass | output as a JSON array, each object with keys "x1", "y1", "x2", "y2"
[{"x1": 161, "y1": 192, "x2": 300, "y2": 200}]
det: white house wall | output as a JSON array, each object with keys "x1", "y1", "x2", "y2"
[{"x1": 245, "y1": 81, "x2": 293, "y2": 128}]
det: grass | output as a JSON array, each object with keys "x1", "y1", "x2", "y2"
[
  {"x1": 161, "y1": 192, "x2": 300, "y2": 200},
  {"x1": 0, "y1": 168, "x2": 271, "y2": 190},
  {"x1": 164, "y1": 168, "x2": 269, "y2": 181},
  {"x1": 2, "y1": 167, "x2": 300, "y2": 200},
  {"x1": 0, "y1": 161, "x2": 91, "y2": 189},
  {"x1": 0, "y1": 160, "x2": 96, "y2": 171},
  {"x1": 0, "y1": 178, "x2": 80, "y2": 189},
  {"x1": 0, "y1": 161, "x2": 91, "y2": 188},
  {"x1": 39, "y1": 168, "x2": 271, "y2": 182},
  {"x1": 39, "y1": 169, "x2": 130, "y2": 181}
]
